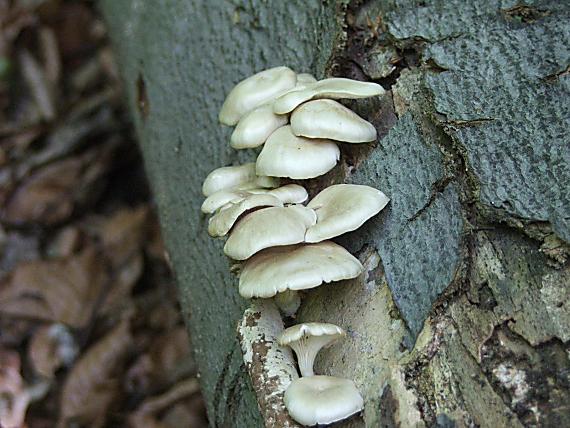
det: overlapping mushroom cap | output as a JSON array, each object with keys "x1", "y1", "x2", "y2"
[
  {"x1": 201, "y1": 184, "x2": 308, "y2": 214},
  {"x1": 239, "y1": 241, "x2": 363, "y2": 298},
  {"x1": 291, "y1": 99, "x2": 377, "y2": 143},
  {"x1": 273, "y1": 77, "x2": 385, "y2": 114},
  {"x1": 208, "y1": 193, "x2": 283, "y2": 237},
  {"x1": 256, "y1": 126, "x2": 340, "y2": 179},
  {"x1": 230, "y1": 104, "x2": 288, "y2": 149},
  {"x1": 284, "y1": 376, "x2": 363, "y2": 426},
  {"x1": 305, "y1": 184, "x2": 389, "y2": 242},
  {"x1": 223, "y1": 205, "x2": 316, "y2": 260},
  {"x1": 201, "y1": 163, "x2": 279, "y2": 197},
  {"x1": 219, "y1": 66, "x2": 296, "y2": 125}
]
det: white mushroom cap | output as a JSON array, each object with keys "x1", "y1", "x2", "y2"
[
  {"x1": 256, "y1": 126, "x2": 340, "y2": 179},
  {"x1": 219, "y1": 66, "x2": 297, "y2": 125},
  {"x1": 201, "y1": 163, "x2": 279, "y2": 197},
  {"x1": 278, "y1": 323, "x2": 345, "y2": 377},
  {"x1": 230, "y1": 104, "x2": 288, "y2": 149},
  {"x1": 284, "y1": 376, "x2": 364, "y2": 426},
  {"x1": 201, "y1": 184, "x2": 308, "y2": 214},
  {"x1": 266, "y1": 184, "x2": 308, "y2": 204},
  {"x1": 305, "y1": 184, "x2": 389, "y2": 243},
  {"x1": 239, "y1": 241, "x2": 363, "y2": 298},
  {"x1": 291, "y1": 99, "x2": 377, "y2": 143},
  {"x1": 273, "y1": 77, "x2": 385, "y2": 114},
  {"x1": 208, "y1": 193, "x2": 284, "y2": 237},
  {"x1": 223, "y1": 205, "x2": 316, "y2": 260}
]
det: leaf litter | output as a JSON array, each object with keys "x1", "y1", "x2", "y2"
[{"x1": 0, "y1": 1, "x2": 207, "y2": 426}]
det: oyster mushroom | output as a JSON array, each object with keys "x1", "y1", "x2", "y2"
[
  {"x1": 305, "y1": 184, "x2": 389, "y2": 243},
  {"x1": 256, "y1": 126, "x2": 340, "y2": 179},
  {"x1": 291, "y1": 99, "x2": 377, "y2": 143},
  {"x1": 219, "y1": 66, "x2": 296, "y2": 125},
  {"x1": 284, "y1": 376, "x2": 363, "y2": 426},
  {"x1": 201, "y1": 163, "x2": 279, "y2": 197},
  {"x1": 223, "y1": 205, "x2": 316, "y2": 260},
  {"x1": 273, "y1": 77, "x2": 384, "y2": 115}
]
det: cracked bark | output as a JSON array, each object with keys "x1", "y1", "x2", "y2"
[{"x1": 102, "y1": 0, "x2": 570, "y2": 426}]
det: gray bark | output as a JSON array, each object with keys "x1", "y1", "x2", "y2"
[{"x1": 101, "y1": 1, "x2": 570, "y2": 426}]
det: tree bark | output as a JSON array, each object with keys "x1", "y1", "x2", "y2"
[{"x1": 101, "y1": 1, "x2": 570, "y2": 426}]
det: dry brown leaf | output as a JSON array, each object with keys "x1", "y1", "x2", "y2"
[
  {"x1": 100, "y1": 252, "x2": 143, "y2": 316},
  {"x1": 28, "y1": 323, "x2": 78, "y2": 378},
  {"x1": 0, "y1": 348, "x2": 31, "y2": 428},
  {"x1": 46, "y1": 226, "x2": 82, "y2": 259},
  {"x1": 59, "y1": 318, "x2": 132, "y2": 427},
  {"x1": 99, "y1": 205, "x2": 148, "y2": 269},
  {"x1": 148, "y1": 327, "x2": 193, "y2": 386},
  {"x1": 2, "y1": 143, "x2": 114, "y2": 226},
  {"x1": 0, "y1": 247, "x2": 108, "y2": 328},
  {"x1": 128, "y1": 378, "x2": 201, "y2": 428}
]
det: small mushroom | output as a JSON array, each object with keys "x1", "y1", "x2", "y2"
[
  {"x1": 273, "y1": 77, "x2": 385, "y2": 115},
  {"x1": 284, "y1": 376, "x2": 364, "y2": 426},
  {"x1": 266, "y1": 184, "x2": 308, "y2": 205},
  {"x1": 291, "y1": 99, "x2": 377, "y2": 143},
  {"x1": 305, "y1": 184, "x2": 389, "y2": 243},
  {"x1": 256, "y1": 126, "x2": 340, "y2": 179},
  {"x1": 223, "y1": 205, "x2": 316, "y2": 260},
  {"x1": 219, "y1": 66, "x2": 297, "y2": 126},
  {"x1": 296, "y1": 73, "x2": 318, "y2": 86},
  {"x1": 230, "y1": 104, "x2": 288, "y2": 149},
  {"x1": 202, "y1": 163, "x2": 279, "y2": 197},
  {"x1": 277, "y1": 322, "x2": 344, "y2": 377},
  {"x1": 207, "y1": 193, "x2": 283, "y2": 237},
  {"x1": 239, "y1": 241, "x2": 363, "y2": 298}
]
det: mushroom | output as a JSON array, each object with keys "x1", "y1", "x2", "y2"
[
  {"x1": 207, "y1": 193, "x2": 283, "y2": 237},
  {"x1": 296, "y1": 73, "x2": 317, "y2": 86},
  {"x1": 284, "y1": 376, "x2": 363, "y2": 426},
  {"x1": 305, "y1": 184, "x2": 389, "y2": 243},
  {"x1": 239, "y1": 241, "x2": 362, "y2": 298},
  {"x1": 219, "y1": 66, "x2": 297, "y2": 126},
  {"x1": 202, "y1": 163, "x2": 279, "y2": 197},
  {"x1": 201, "y1": 184, "x2": 308, "y2": 214},
  {"x1": 230, "y1": 104, "x2": 288, "y2": 149},
  {"x1": 273, "y1": 77, "x2": 385, "y2": 115},
  {"x1": 277, "y1": 322, "x2": 344, "y2": 377},
  {"x1": 223, "y1": 205, "x2": 316, "y2": 260},
  {"x1": 256, "y1": 126, "x2": 340, "y2": 179},
  {"x1": 291, "y1": 99, "x2": 377, "y2": 143}
]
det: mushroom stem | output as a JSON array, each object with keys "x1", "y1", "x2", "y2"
[
  {"x1": 274, "y1": 290, "x2": 301, "y2": 317},
  {"x1": 289, "y1": 336, "x2": 335, "y2": 377}
]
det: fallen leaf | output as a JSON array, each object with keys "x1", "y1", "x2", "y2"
[
  {"x1": 0, "y1": 348, "x2": 31, "y2": 428},
  {"x1": 0, "y1": 247, "x2": 108, "y2": 328},
  {"x1": 2, "y1": 142, "x2": 114, "y2": 226},
  {"x1": 28, "y1": 323, "x2": 78, "y2": 378},
  {"x1": 59, "y1": 318, "x2": 132, "y2": 427},
  {"x1": 128, "y1": 378, "x2": 201, "y2": 428}
]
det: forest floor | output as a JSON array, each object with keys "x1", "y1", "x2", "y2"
[{"x1": 0, "y1": 0, "x2": 208, "y2": 426}]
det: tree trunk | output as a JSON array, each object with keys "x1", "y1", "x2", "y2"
[{"x1": 101, "y1": 1, "x2": 570, "y2": 426}]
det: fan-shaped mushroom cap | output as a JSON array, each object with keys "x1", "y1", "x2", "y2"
[
  {"x1": 201, "y1": 163, "x2": 279, "y2": 197},
  {"x1": 201, "y1": 184, "x2": 308, "y2": 214},
  {"x1": 230, "y1": 104, "x2": 288, "y2": 149},
  {"x1": 256, "y1": 126, "x2": 340, "y2": 179},
  {"x1": 266, "y1": 184, "x2": 308, "y2": 205},
  {"x1": 223, "y1": 205, "x2": 316, "y2": 260},
  {"x1": 219, "y1": 66, "x2": 297, "y2": 126},
  {"x1": 278, "y1": 322, "x2": 345, "y2": 377},
  {"x1": 208, "y1": 193, "x2": 283, "y2": 237},
  {"x1": 291, "y1": 99, "x2": 377, "y2": 143},
  {"x1": 284, "y1": 376, "x2": 363, "y2": 426},
  {"x1": 239, "y1": 241, "x2": 362, "y2": 298},
  {"x1": 305, "y1": 184, "x2": 389, "y2": 243},
  {"x1": 273, "y1": 77, "x2": 385, "y2": 114}
]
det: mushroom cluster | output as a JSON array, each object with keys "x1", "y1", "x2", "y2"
[{"x1": 201, "y1": 66, "x2": 388, "y2": 426}]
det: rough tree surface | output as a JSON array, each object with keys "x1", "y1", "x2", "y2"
[{"x1": 101, "y1": 0, "x2": 569, "y2": 426}]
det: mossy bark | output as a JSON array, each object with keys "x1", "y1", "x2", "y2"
[{"x1": 101, "y1": 1, "x2": 569, "y2": 426}]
